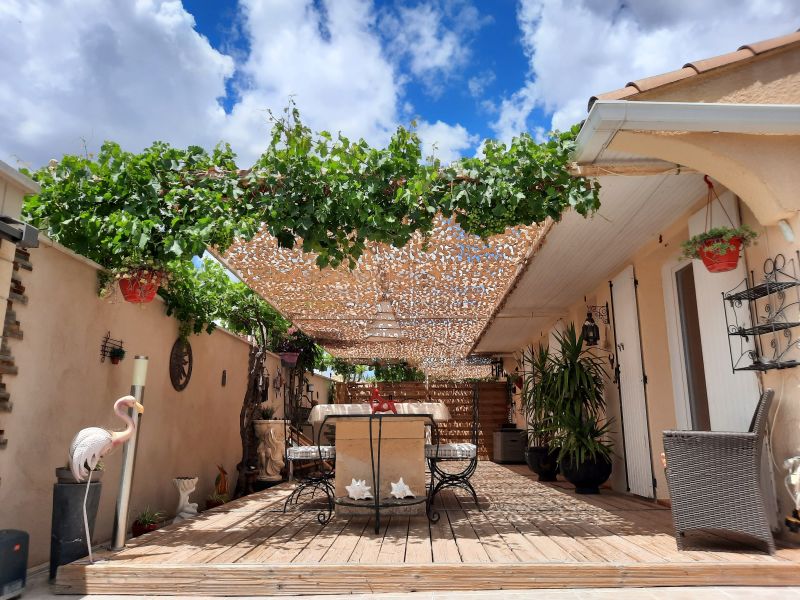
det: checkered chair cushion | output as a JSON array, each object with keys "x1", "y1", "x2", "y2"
[
  {"x1": 286, "y1": 445, "x2": 336, "y2": 460},
  {"x1": 425, "y1": 443, "x2": 477, "y2": 459}
]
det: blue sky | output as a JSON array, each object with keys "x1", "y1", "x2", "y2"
[{"x1": 2, "y1": 1, "x2": 799, "y2": 168}]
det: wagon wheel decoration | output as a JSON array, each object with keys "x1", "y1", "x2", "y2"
[{"x1": 169, "y1": 337, "x2": 193, "y2": 391}]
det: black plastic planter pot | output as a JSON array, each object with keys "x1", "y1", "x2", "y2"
[
  {"x1": 525, "y1": 446, "x2": 559, "y2": 482},
  {"x1": 559, "y1": 455, "x2": 612, "y2": 494}
]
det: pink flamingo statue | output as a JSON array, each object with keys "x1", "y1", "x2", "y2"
[{"x1": 68, "y1": 395, "x2": 144, "y2": 562}]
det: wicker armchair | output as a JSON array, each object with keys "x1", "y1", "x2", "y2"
[{"x1": 662, "y1": 388, "x2": 775, "y2": 554}]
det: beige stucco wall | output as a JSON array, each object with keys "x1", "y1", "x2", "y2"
[{"x1": 0, "y1": 239, "x2": 255, "y2": 566}]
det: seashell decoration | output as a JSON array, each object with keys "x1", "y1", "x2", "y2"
[
  {"x1": 345, "y1": 478, "x2": 374, "y2": 501},
  {"x1": 390, "y1": 477, "x2": 415, "y2": 499}
]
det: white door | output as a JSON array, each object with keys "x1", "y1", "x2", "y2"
[
  {"x1": 687, "y1": 192, "x2": 761, "y2": 432},
  {"x1": 611, "y1": 265, "x2": 655, "y2": 498}
]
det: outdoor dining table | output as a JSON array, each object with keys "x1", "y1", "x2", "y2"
[{"x1": 307, "y1": 402, "x2": 451, "y2": 526}]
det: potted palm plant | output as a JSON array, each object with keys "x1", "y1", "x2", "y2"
[
  {"x1": 681, "y1": 225, "x2": 757, "y2": 273},
  {"x1": 520, "y1": 344, "x2": 559, "y2": 481},
  {"x1": 549, "y1": 324, "x2": 613, "y2": 494}
]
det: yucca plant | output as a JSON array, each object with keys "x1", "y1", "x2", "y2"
[
  {"x1": 548, "y1": 323, "x2": 613, "y2": 471},
  {"x1": 520, "y1": 343, "x2": 556, "y2": 447}
]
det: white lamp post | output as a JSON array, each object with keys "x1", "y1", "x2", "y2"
[{"x1": 111, "y1": 355, "x2": 148, "y2": 550}]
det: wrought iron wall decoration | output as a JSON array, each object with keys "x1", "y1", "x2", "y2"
[
  {"x1": 169, "y1": 337, "x2": 193, "y2": 391},
  {"x1": 588, "y1": 303, "x2": 610, "y2": 325},
  {"x1": 99, "y1": 331, "x2": 124, "y2": 363},
  {"x1": 723, "y1": 252, "x2": 800, "y2": 372}
]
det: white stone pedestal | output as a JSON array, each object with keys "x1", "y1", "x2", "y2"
[
  {"x1": 172, "y1": 476, "x2": 198, "y2": 523},
  {"x1": 253, "y1": 419, "x2": 287, "y2": 481}
]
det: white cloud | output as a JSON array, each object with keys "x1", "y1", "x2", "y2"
[
  {"x1": 467, "y1": 71, "x2": 496, "y2": 98},
  {"x1": 0, "y1": 0, "x2": 481, "y2": 168},
  {"x1": 0, "y1": 0, "x2": 234, "y2": 168},
  {"x1": 380, "y1": 1, "x2": 488, "y2": 97},
  {"x1": 223, "y1": 0, "x2": 402, "y2": 164},
  {"x1": 416, "y1": 120, "x2": 479, "y2": 164},
  {"x1": 492, "y1": 0, "x2": 800, "y2": 141}
]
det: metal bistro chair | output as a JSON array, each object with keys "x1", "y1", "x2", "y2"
[
  {"x1": 425, "y1": 382, "x2": 480, "y2": 515},
  {"x1": 283, "y1": 422, "x2": 336, "y2": 524},
  {"x1": 663, "y1": 388, "x2": 775, "y2": 554}
]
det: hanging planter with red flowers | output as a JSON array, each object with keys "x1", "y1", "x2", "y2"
[
  {"x1": 680, "y1": 176, "x2": 758, "y2": 273},
  {"x1": 118, "y1": 268, "x2": 165, "y2": 303}
]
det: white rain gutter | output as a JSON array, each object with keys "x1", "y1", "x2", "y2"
[{"x1": 573, "y1": 100, "x2": 800, "y2": 165}]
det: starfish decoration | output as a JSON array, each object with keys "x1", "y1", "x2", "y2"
[
  {"x1": 390, "y1": 477, "x2": 415, "y2": 499},
  {"x1": 345, "y1": 478, "x2": 373, "y2": 500},
  {"x1": 369, "y1": 387, "x2": 397, "y2": 414}
]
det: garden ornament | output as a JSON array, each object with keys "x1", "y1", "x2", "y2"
[
  {"x1": 369, "y1": 387, "x2": 397, "y2": 414},
  {"x1": 173, "y1": 477, "x2": 199, "y2": 524},
  {"x1": 68, "y1": 395, "x2": 144, "y2": 562},
  {"x1": 389, "y1": 478, "x2": 415, "y2": 499},
  {"x1": 345, "y1": 479, "x2": 373, "y2": 500},
  {"x1": 784, "y1": 456, "x2": 800, "y2": 531}
]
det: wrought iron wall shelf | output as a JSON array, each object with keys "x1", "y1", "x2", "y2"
[{"x1": 723, "y1": 252, "x2": 800, "y2": 373}]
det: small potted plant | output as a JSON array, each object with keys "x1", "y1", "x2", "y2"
[
  {"x1": 99, "y1": 258, "x2": 168, "y2": 304},
  {"x1": 273, "y1": 328, "x2": 302, "y2": 366},
  {"x1": 681, "y1": 225, "x2": 757, "y2": 273},
  {"x1": 109, "y1": 347, "x2": 126, "y2": 365},
  {"x1": 205, "y1": 492, "x2": 229, "y2": 511},
  {"x1": 131, "y1": 507, "x2": 164, "y2": 537}
]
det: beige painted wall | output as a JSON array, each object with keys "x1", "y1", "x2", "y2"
[{"x1": 0, "y1": 239, "x2": 255, "y2": 566}]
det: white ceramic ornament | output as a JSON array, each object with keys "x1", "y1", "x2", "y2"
[
  {"x1": 390, "y1": 477, "x2": 415, "y2": 499},
  {"x1": 346, "y1": 478, "x2": 373, "y2": 500}
]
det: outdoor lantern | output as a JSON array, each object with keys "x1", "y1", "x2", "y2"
[{"x1": 582, "y1": 312, "x2": 600, "y2": 346}]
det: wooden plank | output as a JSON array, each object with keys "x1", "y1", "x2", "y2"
[
  {"x1": 376, "y1": 517, "x2": 410, "y2": 564},
  {"x1": 446, "y1": 510, "x2": 491, "y2": 563},
  {"x1": 236, "y1": 513, "x2": 317, "y2": 563},
  {"x1": 350, "y1": 517, "x2": 389, "y2": 563},
  {"x1": 430, "y1": 511, "x2": 461, "y2": 563},
  {"x1": 319, "y1": 517, "x2": 369, "y2": 563},
  {"x1": 292, "y1": 517, "x2": 350, "y2": 564},
  {"x1": 55, "y1": 561, "x2": 800, "y2": 596},
  {"x1": 211, "y1": 512, "x2": 303, "y2": 564},
  {"x1": 404, "y1": 517, "x2": 433, "y2": 564},
  {"x1": 460, "y1": 509, "x2": 519, "y2": 564}
]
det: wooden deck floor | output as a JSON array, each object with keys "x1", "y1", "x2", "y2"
[{"x1": 56, "y1": 462, "x2": 800, "y2": 595}]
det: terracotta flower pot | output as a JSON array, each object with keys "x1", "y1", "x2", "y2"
[
  {"x1": 110, "y1": 356, "x2": 122, "y2": 365},
  {"x1": 279, "y1": 351, "x2": 300, "y2": 367},
  {"x1": 131, "y1": 521, "x2": 159, "y2": 538},
  {"x1": 118, "y1": 269, "x2": 164, "y2": 303},
  {"x1": 698, "y1": 236, "x2": 742, "y2": 273}
]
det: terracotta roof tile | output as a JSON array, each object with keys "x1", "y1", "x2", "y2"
[
  {"x1": 740, "y1": 30, "x2": 800, "y2": 55},
  {"x1": 627, "y1": 66, "x2": 697, "y2": 92},
  {"x1": 589, "y1": 28, "x2": 800, "y2": 112},
  {"x1": 588, "y1": 85, "x2": 638, "y2": 109},
  {"x1": 686, "y1": 48, "x2": 755, "y2": 73}
]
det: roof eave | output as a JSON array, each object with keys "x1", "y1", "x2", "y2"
[{"x1": 574, "y1": 100, "x2": 800, "y2": 165}]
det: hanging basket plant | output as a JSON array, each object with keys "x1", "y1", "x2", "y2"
[
  {"x1": 681, "y1": 225, "x2": 757, "y2": 273},
  {"x1": 680, "y1": 176, "x2": 758, "y2": 273},
  {"x1": 117, "y1": 267, "x2": 166, "y2": 303}
]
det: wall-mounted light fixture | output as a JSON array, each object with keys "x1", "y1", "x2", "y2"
[{"x1": 582, "y1": 302, "x2": 610, "y2": 347}]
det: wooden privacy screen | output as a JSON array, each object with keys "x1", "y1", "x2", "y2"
[{"x1": 335, "y1": 381, "x2": 510, "y2": 459}]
